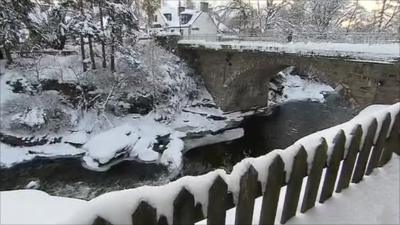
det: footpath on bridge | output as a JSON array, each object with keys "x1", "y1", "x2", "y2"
[{"x1": 178, "y1": 40, "x2": 400, "y2": 63}]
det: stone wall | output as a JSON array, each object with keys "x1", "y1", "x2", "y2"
[{"x1": 179, "y1": 47, "x2": 400, "y2": 111}]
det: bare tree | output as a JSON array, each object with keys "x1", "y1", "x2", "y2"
[
  {"x1": 99, "y1": 0, "x2": 107, "y2": 68},
  {"x1": 259, "y1": 0, "x2": 289, "y2": 32},
  {"x1": 307, "y1": 0, "x2": 347, "y2": 34},
  {"x1": 79, "y1": 0, "x2": 87, "y2": 72},
  {"x1": 88, "y1": 0, "x2": 96, "y2": 70},
  {"x1": 374, "y1": 0, "x2": 400, "y2": 32}
]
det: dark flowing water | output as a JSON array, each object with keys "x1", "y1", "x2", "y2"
[{"x1": 0, "y1": 96, "x2": 356, "y2": 200}]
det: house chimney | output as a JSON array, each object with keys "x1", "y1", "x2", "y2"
[{"x1": 200, "y1": 2, "x2": 209, "y2": 12}]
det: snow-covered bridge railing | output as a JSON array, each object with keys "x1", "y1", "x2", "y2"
[
  {"x1": 181, "y1": 32, "x2": 400, "y2": 44},
  {"x1": 67, "y1": 103, "x2": 400, "y2": 225}
]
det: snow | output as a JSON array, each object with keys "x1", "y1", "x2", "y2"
[
  {"x1": 64, "y1": 131, "x2": 89, "y2": 145},
  {"x1": 1, "y1": 155, "x2": 398, "y2": 225},
  {"x1": 178, "y1": 40, "x2": 400, "y2": 62},
  {"x1": 183, "y1": 128, "x2": 244, "y2": 151},
  {"x1": 197, "y1": 154, "x2": 400, "y2": 225},
  {"x1": 290, "y1": 103, "x2": 399, "y2": 165},
  {"x1": 82, "y1": 125, "x2": 140, "y2": 165},
  {"x1": 272, "y1": 73, "x2": 335, "y2": 104},
  {"x1": 0, "y1": 143, "x2": 85, "y2": 168},
  {"x1": 80, "y1": 118, "x2": 186, "y2": 171},
  {"x1": 10, "y1": 107, "x2": 46, "y2": 129},
  {"x1": 1, "y1": 103, "x2": 398, "y2": 225},
  {"x1": 25, "y1": 180, "x2": 40, "y2": 189},
  {"x1": 0, "y1": 190, "x2": 87, "y2": 225}
]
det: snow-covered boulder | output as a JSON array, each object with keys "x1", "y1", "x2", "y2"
[
  {"x1": 81, "y1": 121, "x2": 185, "y2": 171},
  {"x1": 82, "y1": 125, "x2": 140, "y2": 170},
  {"x1": 10, "y1": 107, "x2": 46, "y2": 130},
  {"x1": 64, "y1": 131, "x2": 89, "y2": 146}
]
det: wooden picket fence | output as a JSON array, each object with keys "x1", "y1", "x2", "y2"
[{"x1": 92, "y1": 111, "x2": 399, "y2": 225}]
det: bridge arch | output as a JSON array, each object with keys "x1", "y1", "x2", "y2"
[{"x1": 178, "y1": 47, "x2": 399, "y2": 111}]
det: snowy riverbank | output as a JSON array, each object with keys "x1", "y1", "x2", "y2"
[
  {"x1": 1, "y1": 102, "x2": 398, "y2": 224},
  {"x1": 0, "y1": 63, "x2": 336, "y2": 171}
]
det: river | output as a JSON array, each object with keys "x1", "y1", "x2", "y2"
[{"x1": 0, "y1": 96, "x2": 356, "y2": 200}]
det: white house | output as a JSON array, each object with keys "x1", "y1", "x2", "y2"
[{"x1": 152, "y1": 2, "x2": 218, "y2": 36}]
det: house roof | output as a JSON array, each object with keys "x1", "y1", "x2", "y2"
[{"x1": 158, "y1": 7, "x2": 204, "y2": 28}]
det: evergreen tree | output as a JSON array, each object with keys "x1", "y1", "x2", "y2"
[{"x1": 0, "y1": 0, "x2": 27, "y2": 64}]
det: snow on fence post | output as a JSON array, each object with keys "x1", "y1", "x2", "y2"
[
  {"x1": 366, "y1": 113, "x2": 392, "y2": 175},
  {"x1": 300, "y1": 138, "x2": 328, "y2": 213},
  {"x1": 234, "y1": 165, "x2": 258, "y2": 225},
  {"x1": 259, "y1": 156, "x2": 285, "y2": 225},
  {"x1": 207, "y1": 176, "x2": 228, "y2": 225},
  {"x1": 379, "y1": 112, "x2": 400, "y2": 166},
  {"x1": 173, "y1": 188, "x2": 195, "y2": 225},
  {"x1": 336, "y1": 125, "x2": 363, "y2": 193},
  {"x1": 92, "y1": 217, "x2": 113, "y2": 225},
  {"x1": 352, "y1": 119, "x2": 378, "y2": 183},
  {"x1": 131, "y1": 201, "x2": 157, "y2": 225},
  {"x1": 280, "y1": 147, "x2": 308, "y2": 224},
  {"x1": 319, "y1": 130, "x2": 346, "y2": 203}
]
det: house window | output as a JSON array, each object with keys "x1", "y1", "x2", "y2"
[
  {"x1": 180, "y1": 14, "x2": 192, "y2": 25},
  {"x1": 192, "y1": 27, "x2": 199, "y2": 31},
  {"x1": 154, "y1": 15, "x2": 157, "y2": 22},
  {"x1": 164, "y1": 13, "x2": 172, "y2": 21}
]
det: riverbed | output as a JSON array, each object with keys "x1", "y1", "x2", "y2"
[{"x1": 0, "y1": 96, "x2": 356, "y2": 200}]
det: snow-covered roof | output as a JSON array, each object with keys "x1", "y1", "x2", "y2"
[{"x1": 158, "y1": 6, "x2": 211, "y2": 28}]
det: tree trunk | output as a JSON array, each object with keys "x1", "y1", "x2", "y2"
[
  {"x1": 377, "y1": 0, "x2": 387, "y2": 32},
  {"x1": 79, "y1": 0, "x2": 87, "y2": 72},
  {"x1": 99, "y1": 1, "x2": 107, "y2": 68},
  {"x1": 110, "y1": 33, "x2": 115, "y2": 72},
  {"x1": 346, "y1": 0, "x2": 359, "y2": 33},
  {"x1": 80, "y1": 36, "x2": 87, "y2": 72},
  {"x1": 4, "y1": 44, "x2": 13, "y2": 65},
  {"x1": 88, "y1": 35, "x2": 96, "y2": 70},
  {"x1": 88, "y1": 0, "x2": 96, "y2": 70}
]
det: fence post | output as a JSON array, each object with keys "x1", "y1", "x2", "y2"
[
  {"x1": 259, "y1": 156, "x2": 285, "y2": 225},
  {"x1": 207, "y1": 176, "x2": 228, "y2": 225},
  {"x1": 92, "y1": 217, "x2": 113, "y2": 225},
  {"x1": 235, "y1": 165, "x2": 258, "y2": 225},
  {"x1": 336, "y1": 125, "x2": 363, "y2": 193},
  {"x1": 157, "y1": 216, "x2": 168, "y2": 225},
  {"x1": 366, "y1": 113, "x2": 391, "y2": 175},
  {"x1": 301, "y1": 138, "x2": 328, "y2": 213},
  {"x1": 319, "y1": 130, "x2": 346, "y2": 203},
  {"x1": 132, "y1": 201, "x2": 157, "y2": 225},
  {"x1": 352, "y1": 119, "x2": 378, "y2": 183},
  {"x1": 379, "y1": 111, "x2": 400, "y2": 165},
  {"x1": 173, "y1": 188, "x2": 195, "y2": 225},
  {"x1": 280, "y1": 146, "x2": 308, "y2": 224}
]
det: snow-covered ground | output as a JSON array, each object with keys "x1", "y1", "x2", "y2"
[
  {"x1": 0, "y1": 190, "x2": 87, "y2": 225},
  {"x1": 178, "y1": 40, "x2": 400, "y2": 62},
  {"x1": 0, "y1": 59, "x2": 338, "y2": 171},
  {"x1": 269, "y1": 72, "x2": 335, "y2": 105}
]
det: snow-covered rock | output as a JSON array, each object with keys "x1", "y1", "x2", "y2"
[
  {"x1": 269, "y1": 72, "x2": 335, "y2": 105},
  {"x1": 64, "y1": 131, "x2": 89, "y2": 146},
  {"x1": 11, "y1": 107, "x2": 46, "y2": 130},
  {"x1": 25, "y1": 180, "x2": 40, "y2": 190},
  {"x1": 81, "y1": 120, "x2": 186, "y2": 171}
]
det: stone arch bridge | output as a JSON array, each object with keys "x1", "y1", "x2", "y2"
[{"x1": 178, "y1": 41, "x2": 399, "y2": 112}]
